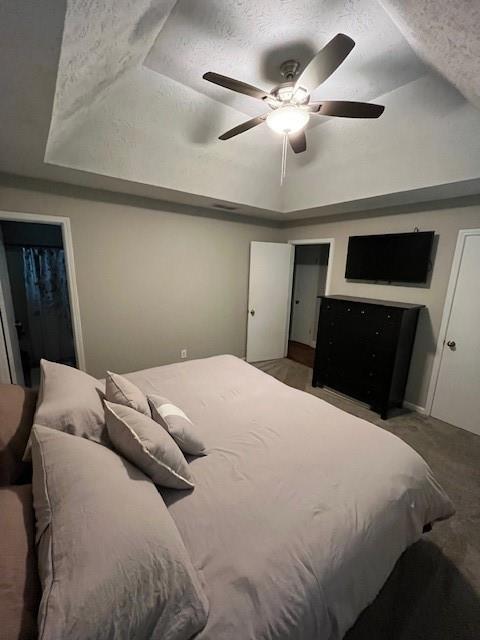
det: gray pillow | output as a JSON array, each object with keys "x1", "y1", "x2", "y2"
[
  {"x1": 24, "y1": 359, "x2": 108, "y2": 460},
  {"x1": 31, "y1": 425, "x2": 208, "y2": 640},
  {"x1": 104, "y1": 401, "x2": 194, "y2": 490},
  {"x1": 106, "y1": 371, "x2": 150, "y2": 416},
  {"x1": 148, "y1": 394, "x2": 206, "y2": 456}
]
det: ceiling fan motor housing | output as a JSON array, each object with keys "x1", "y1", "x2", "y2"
[
  {"x1": 270, "y1": 82, "x2": 309, "y2": 106},
  {"x1": 279, "y1": 59, "x2": 301, "y2": 81}
]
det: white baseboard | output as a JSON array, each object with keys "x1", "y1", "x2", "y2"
[{"x1": 403, "y1": 401, "x2": 426, "y2": 415}]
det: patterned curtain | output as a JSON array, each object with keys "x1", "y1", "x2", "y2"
[{"x1": 22, "y1": 247, "x2": 75, "y2": 365}]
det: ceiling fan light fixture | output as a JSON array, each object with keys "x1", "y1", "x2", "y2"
[
  {"x1": 277, "y1": 86, "x2": 294, "y2": 102},
  {"x1": 292, "y1": 86, "x2": 309, "y2": 104},
  {"x1": 266, "y1": 106, "x2": 309, "y2": 135}
]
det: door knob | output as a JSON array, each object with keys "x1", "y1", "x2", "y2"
[
  {"x1": 446, "y1": 340, "x2": 456, "y2": 350},
  {"x1": 250, "y1": 309, "x2": 255, "y2": 317}
]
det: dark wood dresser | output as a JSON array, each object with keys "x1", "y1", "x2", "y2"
[{"x1": 313, "y1": 295, "x2": 424, "y2": 419}]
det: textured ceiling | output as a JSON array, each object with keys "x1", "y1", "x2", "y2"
[
  {"x1": 145, "y1": 0, "x2": 427, "y2": 118},
  {"x1": 52, "y1": 0, "x2": 177, "y2": 136},
  {"x1": 380, "y1": 0, "x2": 480, "y2": 109},
  {"x1": 1, "y1": 0, "x2": 480, "y2": 221}
]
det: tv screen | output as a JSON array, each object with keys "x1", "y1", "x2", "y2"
[{"x1": 345, "y1": 231, "x2": 434, "y2": 283}]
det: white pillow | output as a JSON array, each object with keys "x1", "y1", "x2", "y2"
[
  {"x1": 24, "y1": 359, "x2": 108, "y2": 459},
  {"x1": 31, "y1": 425, "x2": 208, "y2": 640},
  {"x1": 148, "y1": 395, "x2": 206, "y2": 456},
  {"x1": 104, "y1": 401, "x2": 194, "y2": 490},
  {"x1": 105, "y1": 371, "x2": 150, "y2": 416}
]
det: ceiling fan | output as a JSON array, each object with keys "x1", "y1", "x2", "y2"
[{"x1": 202, "y1": 33, "x2": 385, "y2": 155}]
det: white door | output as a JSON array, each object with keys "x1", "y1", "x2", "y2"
[
  {"x1": 0, "y1": 229, "x2": 24, "y2": 384},
  {"x1": 432, "y1": 232, "x2": 480, "y2": 435},
  {"x1": 246, "y1": 242, "x2": 294, "y2": 362},
  {"x1": 290, "y1": 263, "x2": 319, "y2": 345}
]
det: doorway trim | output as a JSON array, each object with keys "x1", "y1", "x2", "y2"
[
  {"x1": 425, "y1": 228, "x2": 480, "y2": 416},
  {"x1": 287, "y1": 238, "x2": 334, "y2": 348},
  {"x1": 287, "y1": 237, "x2": 335, "y2": 296},
  {"x1": 0, "y1": 210, "x2": 86, "y2": 372}
]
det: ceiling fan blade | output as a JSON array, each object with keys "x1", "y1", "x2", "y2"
[
  {"x1": 203, "y1": 72, "x2": 269, "y2": 100},
  {"x1": 219, "y1": 115, "x2": 267, "y2": 140},
  {"x1": 294, "y1": 33, "x2": 355, "y2": 94},
  {"x1": 312, "y1": 101, "x2": 385, "y2": 118},
  {"x1": 288, "y1": 130, "x2": 307, "y2": 154}
]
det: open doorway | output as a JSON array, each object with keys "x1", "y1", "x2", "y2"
[
  {"x1": 0, "y1": 217, "x2": 82, "y2": 387},
  {"x1": 287, "y1": 241, "x2": 331, "y2": 368}
]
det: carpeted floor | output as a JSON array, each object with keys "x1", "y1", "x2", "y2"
[{"x1": 256, "y1": 358, "x2": 480, "y2": 640}]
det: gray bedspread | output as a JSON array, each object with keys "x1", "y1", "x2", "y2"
[{"x1": 126, "y1": 355, "x2": 454, "y2": 640}]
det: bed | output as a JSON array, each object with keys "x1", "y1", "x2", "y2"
[
  {"x1": 126, "y1": 355, "x2": 453, "y2": 639},
  {"x1": 1, "y1": 355, "x2": 453, "y2": 640}
]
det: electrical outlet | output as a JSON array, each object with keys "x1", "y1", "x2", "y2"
[{"x1": 180, "y1": 349, "x2": 187, "y2": 359}]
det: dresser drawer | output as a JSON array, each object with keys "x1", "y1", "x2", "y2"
[
  {"x1": 367, "y1": 307, "x2": 401, "y2": 341},
  {"x1": 323, "y1": 368, "x2": 364, "y2": 398},
  {"x1": 364, "y1": 344, "x2": 396, "y2": 368},
  {"x1": 323, "y1": 371, "x2": 388, "y2": 406},
  {"x1": 315, "y1": 336, "x2": 367, "y2": 375}
]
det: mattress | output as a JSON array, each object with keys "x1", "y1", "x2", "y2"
[{"x1": 126, "y1": 355, "x2": 453, "y2": 640}]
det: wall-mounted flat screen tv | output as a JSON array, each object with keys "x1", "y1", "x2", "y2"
[{"x1": 345, "y1": 231, "x2": 434, "y2": 283}]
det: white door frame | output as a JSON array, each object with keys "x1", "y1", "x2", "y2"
[
  {"x1": 0, "y1": 227, "x2": 25, "y2": 383},
  {"x1": 287, "y1": 238, "x2": 334, "y2": 348},
  {"x1": 287, "y1": 238, "x2": 335, "y2": 295},
  {"x1": 0, "y1": 210, "x2": 86, "y2": 372},
  {"x1": 425, "y1": 228, "x2": 480, "y2": 416}
]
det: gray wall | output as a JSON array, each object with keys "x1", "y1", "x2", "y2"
[
  {"x1": 283, "y1": 202, "x2": 480, "y2": 408},
  {"x1": 2, "y1": 176, "x2": 479, "y2": 410},
  {"x1": 0, "y1": 181, "x2": 281, "y2": 378}
]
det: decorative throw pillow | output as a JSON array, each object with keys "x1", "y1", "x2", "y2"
[
  {"x1": 104, "y1": 401, "x2": 194, "y2": 489},
  {"x1": 105, "y1": 371, "x2": 150, "y2": 416},
  {"x1": 23, "y1": 359, "x2": 108, "y2": 460},
  {"x1": 31, "y1": 425, "x2": 208, "y2": 640},
  {"x1": 148, "y1": 394, "x2": 206, "y2": 456}
]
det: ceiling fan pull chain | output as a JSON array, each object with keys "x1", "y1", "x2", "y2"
[{"x1": 280, "y1": 133, "x2": 288, "y2": 185}]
